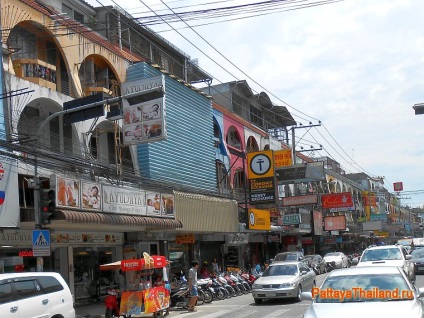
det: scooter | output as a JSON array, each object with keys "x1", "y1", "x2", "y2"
[{"x1": 105, "y1": 289, "x2": 126, "y2": 318}]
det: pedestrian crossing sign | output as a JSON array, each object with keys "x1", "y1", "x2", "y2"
[{"x1": 32, "y1": 229, "x2": 51, "y2": 256}]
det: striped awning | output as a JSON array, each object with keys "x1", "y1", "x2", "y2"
[{"x1": 55, "y1": 210, "x2": 183, "y2": 229}]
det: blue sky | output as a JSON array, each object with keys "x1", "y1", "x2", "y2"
[{"x1": 87, "y1": 0, "x2": 424, "y2": 207}]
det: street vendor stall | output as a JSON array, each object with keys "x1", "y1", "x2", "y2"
[{"x1": 100, "y1": 253, "x2": 170, "y2": 318}]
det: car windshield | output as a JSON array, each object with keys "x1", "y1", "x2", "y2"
[
  {"x1": 274, "y1": 253, "x2": 298, "y2": 261},
  {"x1": 411, "y1": 250, "x2": 424, "y2": 259},
  {"x1": 262, "y1": 264, "x2": 298, "y2": 277},
  {"x1": 361, "y1": 248, "x2": 403, "y2": 262},
  {"x1": 315, "y1": 273, "x2": 413, "y2": 303}
]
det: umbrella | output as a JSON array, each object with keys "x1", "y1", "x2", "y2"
[{"x1": 99, "y1": 260, "x2": 121, "y2": 271}]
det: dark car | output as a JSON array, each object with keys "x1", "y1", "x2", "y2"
[
  {"x1": 303, "y1": 254, "x2": 327, "y2": 275},
  {"x1": 272, "y1": 251, "x2": 304, "y2": 263},
  {"x1": 411, "y1": 248, "x2": 424, "y2": 274}
]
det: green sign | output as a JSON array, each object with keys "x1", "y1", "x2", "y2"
[{"x1": 283, "y1": 214, "x2": 301, "y2": 225}]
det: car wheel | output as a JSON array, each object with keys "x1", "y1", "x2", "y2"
[
  {"x1": 254, "y1": 298, "x2": 262, "y2": 305},
  {"x1": 296, "y1": 285, "x2": 302, "y2": 302}
]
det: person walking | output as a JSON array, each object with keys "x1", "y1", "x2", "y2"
[{"x1": 187, "y1": 261, "x2": 199, "y2": 312}]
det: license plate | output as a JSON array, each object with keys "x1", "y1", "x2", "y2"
[
  {"x1": 266, "y1": 292, "x2": 276, "y2": 297},
  {"x1": 418, "y1": 267, "x2": 424, "y2": 270}
]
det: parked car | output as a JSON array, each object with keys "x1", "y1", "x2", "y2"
[
  {"x1": 251, "y1": 261, "x2": 316, "y2": 304},
  {"x1": 301, "y1": 266, "x2": 424, "y2": 318},
  {"x1": 304, "y1": 255, "x2": 327, "y2": 275},
  {"x1": 411, "y1": 248, "x2": 424, "y2": 274},
  {"x1": 357, "y1": 245, "x2": 415, "y2": 283},
  {"x1": 272, "y1": 251, "x2": 305, "y2": 263},
  {"x1": 0, "y1": 272, "x2": 75, "y2": 318},
  {"x1": 323, "y1": 252, "x2": 349, "y2": 269}
]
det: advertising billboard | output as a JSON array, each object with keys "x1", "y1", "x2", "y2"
[{"x1": 324, "y1": 215, "x2": 346, "y2": 231}]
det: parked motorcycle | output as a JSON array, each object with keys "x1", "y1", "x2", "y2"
[
  {"x1": 197, "y1": 278, "x2": 214, "y2": 303},
  {"x1": 210, "y1": 276, "x2": 228, "y2": 300},
  {"x1": 217, "y1": 273, "x2": 237, "y2": 297}
]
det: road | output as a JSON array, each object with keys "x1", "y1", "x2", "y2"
[{"x1": 174, "y1": 272, "x2": 424, "y2": 318}]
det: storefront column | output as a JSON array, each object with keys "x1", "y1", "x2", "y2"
[{"x1": 68, "y1": 246, "x2": 75, "y2": 297}]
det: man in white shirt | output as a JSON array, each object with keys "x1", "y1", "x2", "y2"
[{"x1": 187, "y1": 261, "x2": 199, "y2": 312}]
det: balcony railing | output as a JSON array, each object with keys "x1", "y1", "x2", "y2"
[{"x1": 13, "y1": 59, "x2": 57, "y2": 90}]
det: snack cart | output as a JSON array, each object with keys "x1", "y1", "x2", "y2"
[{"x1": 100, "y1": 253, "x2": 170, "y2": 318}]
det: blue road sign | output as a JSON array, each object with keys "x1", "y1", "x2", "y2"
[{"x1": 32, "y1": 229, "x2": 51, "y2": 256}]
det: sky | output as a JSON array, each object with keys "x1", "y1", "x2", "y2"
[{"x1": 85, "y1": 0, "x2": 424, "y2": 208}]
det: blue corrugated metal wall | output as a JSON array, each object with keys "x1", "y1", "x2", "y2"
[{"x1": 126, "y1": 63, "x2": 217, "y2": 192}]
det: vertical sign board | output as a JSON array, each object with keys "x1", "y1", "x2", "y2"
[
  {"x1": 32, "y1": 229, "x2": 51, "y2": 256},
  {"x1": 247, "y1": 150, "x2": 276, "y2": 203},
  {"x1": 121, "y1": 75, "x2": 166, "y2": 145}
]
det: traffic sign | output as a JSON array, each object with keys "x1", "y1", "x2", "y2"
[{"x1": 32, "y1": 229, "x2": 51, "y2": 256}]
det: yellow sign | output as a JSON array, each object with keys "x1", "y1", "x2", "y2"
[
  {"x1": 374, "y1": 231, "x2": 389, "y2": 237},
  {"x1": 274, "y1": 149, "x2": 293, "y2": 167},
  {"x1": 176, "y1": 234, "x2": 195, "y2": 244},
  {"x1": 247, "y1": 150, "x2": 275, "y2": 179},
  {"x1": 248, "y1": 208, "x2": 271, "y2": 231}
]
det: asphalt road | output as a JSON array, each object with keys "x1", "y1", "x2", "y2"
[{"x1": 174, "y1": 272, "x2": 424, "y2": 318}]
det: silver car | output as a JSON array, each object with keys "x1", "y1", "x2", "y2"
[
  {"x1": 323, "y1": 252, "x2": 349, "y2": 269},
  {"x1": 252, "y1": 261, "x2": 316, "y2": 304},
  {"x1": 301, "y1": 266, "x2": 424, "y2": 318}
]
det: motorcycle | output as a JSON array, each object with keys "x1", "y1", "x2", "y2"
[
  {"x1": 217, "y1": 273, "x2": 237, "y2": 297},
  {"x1": 170, "y1": 275, "x2": 205, "y2": 309},
  {"x1": 326, "y1": 261, "x2": 337, "y2": 272},
  {"x1": 197, "y1": 278, "x2": 214, "y2": 303},
  {"x1": 210, "y1": 276, "x2": 228, "y2": 300}
]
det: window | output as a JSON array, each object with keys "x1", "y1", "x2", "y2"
[
  {"x1": 37, "y1": 276, "x2": 64, "y2": 294},
  {"x1": 14, "y1": 280, "x2": 41, "y2": 299},
  {"x1": 0, "y1": 282, "x2": 13, "y2": 304}
]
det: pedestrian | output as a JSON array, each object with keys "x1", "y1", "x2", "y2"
[
  {"x1": 211, "y1": 257, "x2": 220, "y2": 274},
  {"x1": 199, "y1": 261, "x2": 210, "y2": 279},
  {"x1": 187, "y1": 261, "x2": 199, "y2": 312}
]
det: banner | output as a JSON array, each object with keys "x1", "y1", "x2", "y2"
[
  {"x1": 0, "y1": 158, "x2": 19, "y2": 227},
  {"x1": 321, "y1": 192, "x2": 353, "y2": 209}
]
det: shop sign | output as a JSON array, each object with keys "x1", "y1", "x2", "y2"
[
  {"x1": 0, "y1": 230, "x2": 31, "y2": 246},
  {"x1": 283, "y1": 214, "x2": 301, "y2": 225},
  {"x1": 0, "y1": 256, "x2": 23, "y2": 266},
  {"x1": 249, "y1": 177, "x2": 276, "y2": 203},
  {"x1": 248, "y1": 208, "x2": 271, "y2": 231},
  {"x1": 370, "y1": 214, "x2": 387, "y2": 222},
  {"x1": 313, "y1": 211, "x2": 323, "y2": 236},
  {"x1": 18, "y1": 250, "x2": 33, "y2": 257},
  {"x1": 103, "y1": 185, "x2": 147, "y2": 215},
  {"x1": 176, "y1": 234, "x2": 195, "y2": 244},
  {"x1": 324, "y1": 215, "x2": 346, "y2": 231},
  {"x1": 323, "y1": 238, "x2": 336, "y2": 244},
  {"x1": 276, "y1": 162, "x2": 325, "y2": 183},
  {"x1": 301, "y1": 237, "x2": 313, "y2": 244},
  {"x1": 281, "y1": 194, "x2": 318, "y2": 207},
  {"x1": 247, "y1": 150, "x2": 275, "y2": 179},
  {"x1": 321, "y1": 192, "x2": 353, "y2": 209},
  {"x1": 274, "y1": 149, "x2": 293, "y2": 167}
]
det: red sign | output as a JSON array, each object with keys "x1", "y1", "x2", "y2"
[
  {"x1": 324, "y1": 215, "x2": 346, "y2": 231},
  {"x1": 363, "y1": 194, "x2": 377, "y2": 207},
  {"x1": 121, "y1": 255, "x2": 166, "y2": 271},
  {"x1": 321, "y1": 192, "x2": 353, "y2": 209},
  {"x1": 393, "y1": 182, "x2": 403, "y2": 192},
  {"x1": 19, "y1": 250, "x2": 34, "y2": 257}
]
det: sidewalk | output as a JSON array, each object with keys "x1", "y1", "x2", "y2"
[{"x1": 75, "y1": 303, "x2": 177, "y2": 318}]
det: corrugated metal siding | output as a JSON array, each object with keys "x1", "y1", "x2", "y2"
[{"x1": 126, "y1": 63, "x2": 217, "y2": 192}]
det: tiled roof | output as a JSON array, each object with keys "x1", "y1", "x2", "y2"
[{"x1": 20, "y1": 0, "x2": 143, "y2": 62}]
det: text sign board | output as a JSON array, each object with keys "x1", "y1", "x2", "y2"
[
  {"x1": 274, "y1": 149, "x2": 292, "y2": 167},
  {"x1": 249, "y1": 177, "x2": 276, "y2": 203},
  {"x1": 283, "y1": 214, "x2": 301, "y2": 225},
  {"x1": 32, "y1": 229, "x2": 51, "y2": 257},
  {"x1": 248, "y1": 209, "x2": 271, "y2": 231}
]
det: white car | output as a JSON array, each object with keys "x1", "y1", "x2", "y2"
[
  {"x1": 323, "y1": 252, "x2": 349, "y2": 269},
  {"x1": 357, "y1": 245, "x2": 415, "y2": 283},
  {"x1": 0, "y1": 272, "x2": 75, "y2": 318},
  {"x1": 301, "y1": 266, "x2": 424, "y2": 318}
]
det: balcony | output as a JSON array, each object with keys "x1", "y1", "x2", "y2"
[{"x1": 13, "y1": 59, "x2": 57, "y2": 90}]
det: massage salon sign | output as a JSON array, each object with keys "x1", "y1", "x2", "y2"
[{"x1": 248, "y1": 208, "x2": 271, "y2": 231}]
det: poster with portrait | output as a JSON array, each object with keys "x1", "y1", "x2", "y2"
[
  {"x1": 81, "y1": 182, "x2": 102, "y2": 210},
  {"x1": 161, "y1": 193, "x2": 174, "y2": 217},
  {"x1": 146, "y1": 192, "x2": 161, "y2": 216},
  {"x1": 56, "y1": 176, "x2": 80, "y2": 208},
  {"x1": 51, "y1": 232, "x2": 75, "y2": 244}
]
